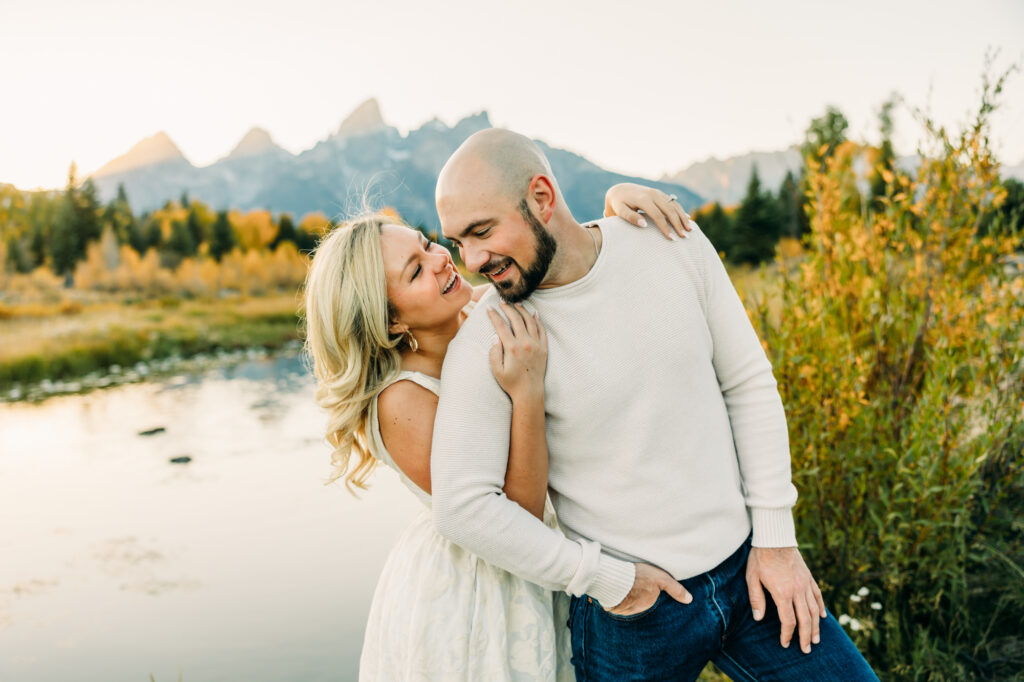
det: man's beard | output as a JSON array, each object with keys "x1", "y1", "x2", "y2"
[{"x1": 484, "y1": 199, "x2": 557, "y2": 303}]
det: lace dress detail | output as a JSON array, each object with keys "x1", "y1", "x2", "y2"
[{"x1": 359, "y1": 370, "x2": 573, "y2": 681}]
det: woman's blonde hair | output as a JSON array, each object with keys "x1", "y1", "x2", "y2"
[{"x1": 302, "y1": 213, "x2": 406, "y2": 491}]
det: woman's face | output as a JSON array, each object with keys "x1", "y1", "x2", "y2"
[{"x1": 380, "y1": 223, "x2": 471, "y2": 333}]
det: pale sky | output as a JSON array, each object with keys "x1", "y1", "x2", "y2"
[{"x1": 1, "y1": 0, "x2": 1022, "y2": 190}]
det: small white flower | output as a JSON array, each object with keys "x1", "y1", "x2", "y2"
[
  {"x1": 839, "y1": 614, "x2": 851, "y2": 625},
  {"x1": 850, "y1": 618, "x2": 863, "y2": 631},
  {"x1": 857, "y1": 587, "x2": 870, "y2": 597},
  {"x1": 850, "y1": 594, "x2": 862, "y2": 602},
  {"x1": 870, "y1": 602, "x2": 882, "y2": 611}
]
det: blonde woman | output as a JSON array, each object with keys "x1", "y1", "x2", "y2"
[{"x1": 303, "y1": 183, "x2": 691, "y2": 680}]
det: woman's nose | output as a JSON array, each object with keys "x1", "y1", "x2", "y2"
[{"x1": 430, "y1": 249, "x2": 450, "y2": 271}]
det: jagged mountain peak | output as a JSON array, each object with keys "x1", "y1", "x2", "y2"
[
  {"x1": 227, "y1": 127, "x2": 284, "y2": 159},
  {"x1": 89, "y1": 105, "x2": 702, "y2": 233},
  {"x1": 94, "y1": 131, "x2": 189, "y2": 177},
  {"x1": 334, "y1": 98, "x2": 387, "y2": 138},
  {"x1": 452, "y1": 110, "x2": 491, "y2": 132},
  {"x1": 665, "y1": 148, "x2": 803, "y2": 206}
]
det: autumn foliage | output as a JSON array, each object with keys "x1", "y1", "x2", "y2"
[{"x1": 749, "y1": 73, "x2": 1024, "y2": 678}]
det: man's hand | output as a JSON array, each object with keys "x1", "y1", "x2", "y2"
[
  {"x1": 607, "y1": 563, "x2": 692, "y2": 615},
  {"x1": 746, "y1": 546, "x2": 827, "y2": 654}
]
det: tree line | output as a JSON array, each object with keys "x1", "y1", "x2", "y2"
[
  {"x1": 2, "y1": 101, "x2": 1021, "y2": 281},
  {"x1": 0, "y1": 169, "x2": 328, "y2": 280},
  {"x1": 694, "y1": 102, "x2": 1024, "y2": 265}
]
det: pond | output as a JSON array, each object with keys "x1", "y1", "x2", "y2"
[{"x1": 0, "y1": 354, "x2": 421, "y2": 682}]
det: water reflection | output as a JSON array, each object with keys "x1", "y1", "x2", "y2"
[{"x1": 0, "y1": 353, "x2": 420, "y2": 682}]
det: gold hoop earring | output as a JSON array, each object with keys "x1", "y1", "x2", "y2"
[{"x1": 404, "y1": 329, "x2": 419, "y2": 353}]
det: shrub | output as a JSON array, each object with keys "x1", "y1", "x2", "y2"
[{"x1": 750, "y1": 71, "x2": 1024, "y2": 679}]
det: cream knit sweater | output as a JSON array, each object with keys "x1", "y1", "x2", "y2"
[{"x1": 431, "y1": 217, "x2": 798, "y2": 608}]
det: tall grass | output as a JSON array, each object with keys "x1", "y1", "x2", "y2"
[{"x1": 0, "y1": 296, "x2": 302, "y2": 390}]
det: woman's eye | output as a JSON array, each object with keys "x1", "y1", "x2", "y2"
[
  {"x1": 475, "y1": 228, "x2": 490, "y2": 238},
  {"x1": 412, "y1": 265, "x2": 422, "y2": 280}
]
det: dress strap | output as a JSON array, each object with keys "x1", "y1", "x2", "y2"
[{"x1": 392, "y1": 370, "x2": 441, "y2": 396}]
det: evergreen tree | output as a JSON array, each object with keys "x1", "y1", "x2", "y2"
[
  {"x1": 76, "y1": 177, "x2": 103, "y2": 246},
  {"x1": 128, "y1": 211, "x2": 152, "y2": 253},
  {"x1": 28, "y1": 222, "x2": 47, "y2": 267},
  {"x1": 731, "y1": 165, "x2": 782, "y2": 265},
  {"x1": 51, "y1": 198, "x2": 79, "y2": 275},
  {"x1": 167, "y1": 219, "x2": 196, "y2": 257},
  {"x1": 127, "y1": 223, "x2": 146, "y2": 254},
  {"x1": 802, "y1": 106, "x2": 849, "y2": 171},
  {"x1": 981, "y1": 177, "x2": 1024, "y2": 239},
  {"x1": 293, "y1": 227, "x2": 318, "y2": 254},
  {"x1": 107, "y1": 183, "x2": 137, "y2": 245},
  {"x1": 272, "y1": 213, "x2": 298, "y2": 249},
  {"x1": 869, "y1": 94, "x2": 899, "y2": 212},
  {"x1": 50, "y1": 164, "x2": 82, "y2": 275},
  {"x1": 209, "y1": 210, "x2": 235, "y2": 261},
  {"x1": 5, "y1": 235, "x2": 32, "y2": 273},
  {"x1": 142, "y1": 215, "x2": 164, "y2": 251},
  {"x1": 797, "y1": 107, "x2": 851, "y2": 238},
  {"x1": 186, "y1": 206, "x2": 204, "y2": 248},
  {"x1": 777, "y1": 170, "x2": 804, "y2": 239},
  {"x1": 696, "y1": 202, "x2": 733, "y2": 255}
]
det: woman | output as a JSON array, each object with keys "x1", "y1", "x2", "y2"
[{"x1": 302, "y1": 184, "x2": 691, "y2": 680}]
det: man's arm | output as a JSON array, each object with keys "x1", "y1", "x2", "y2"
[
  {"x1": 430, "y1": 311, "x2": 635, "y2": 606},
  {"x1": 696, "y1": 228, "x2": 827, "y2": 653},
  {"x1": 698, "y1": 229, "x2": 798, "y2": 543}
]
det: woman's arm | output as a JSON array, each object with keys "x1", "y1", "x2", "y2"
[
  {"x1": 377, "y1": 380, "x2": 438, "y2": 494},
  {"x1": 605, "y1": 182, "x2": 694, "y2": 240},
  {"x1": 377, "y1": 302, "x2": 550, "y2": 517},
  {"x1": 487, "y1": 302, "x2": 550, "y2": 520}
]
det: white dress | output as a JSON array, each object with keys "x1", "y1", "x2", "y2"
[{"x1": 358, "y1": 369, "x2": 574, "y2": 681}]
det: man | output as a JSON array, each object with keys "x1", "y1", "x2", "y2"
[{"x1": 430, "y1": 129, "x2": 876, "y2": 680}]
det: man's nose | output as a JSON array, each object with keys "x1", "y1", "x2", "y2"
[{"x1": 462, "y1": 245, "x2": 488, "y2": 273}]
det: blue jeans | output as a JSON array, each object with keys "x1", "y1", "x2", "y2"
[{"x1": 568, "y1": 537, "x2": 878, "y2": 681}]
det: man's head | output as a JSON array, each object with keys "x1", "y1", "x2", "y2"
[{"x1": 435, "y1": 129, "x2": 566, "y2": 302}]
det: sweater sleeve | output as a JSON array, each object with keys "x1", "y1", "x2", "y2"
[
  {"x1": 697, "y1": 230, "x2": 799, "y2": 547},
  {"x1": 430, "y1": 315, "x2": 636, "y2": 606}
]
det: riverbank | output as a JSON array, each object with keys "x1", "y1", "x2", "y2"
[
  {"x1": 0, "y1": 294, "x2": 303, "y2": 400},
  {"x1": 0, "y1": 263, "x2": 773, "y2": 403}
]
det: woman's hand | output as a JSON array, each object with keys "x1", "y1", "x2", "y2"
[
  {"x1": 605, "y1": 182, "x2": 694, "y2": 240},
  {"x1": 487, "y1": 302, "x2": 547, "y2": 403}
]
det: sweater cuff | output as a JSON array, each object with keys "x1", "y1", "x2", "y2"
[
  {"x1": 586, "y1": 554, "x2": 636, "y2": 608},
  {"x1": 750, "y1": 507, "x2": 798, "y2": 547}
]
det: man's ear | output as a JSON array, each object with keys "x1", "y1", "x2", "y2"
[{"x1": 528, "y1": 175, "x2": 557, "y2": 222}]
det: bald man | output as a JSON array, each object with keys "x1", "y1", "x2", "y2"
[{"x1": 429, "y1": 129, "x2": 876, "y2": 680}]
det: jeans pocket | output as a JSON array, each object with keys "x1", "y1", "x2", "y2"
[{"x1": 601, "y1": 590, "x2": 669, "y2": 623}]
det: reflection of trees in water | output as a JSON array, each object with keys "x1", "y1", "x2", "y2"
[{"x1": 216, "y1": 354, "x2": 314, "y2": 424}]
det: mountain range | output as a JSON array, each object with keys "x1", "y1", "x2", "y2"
[
  {"x1": 663, "y1": 149, "x2": 804, "y2": 206},
  {"x1": 666, "y1": 150, "x2": 1024, "y2": 206},
  {"x1": 89, "y1": 99, "x2": 1024, "y2": 226},
  {"x1": 91, "y1": 99, "x2": 702, "y2": 231}
]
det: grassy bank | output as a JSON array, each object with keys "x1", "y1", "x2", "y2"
[
  {"x1": 0, "y1": 295, "x2": 303, "y2": 392},
  {"x1": 0, "y1": 265, "x2": 771, "y2": 398}
]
